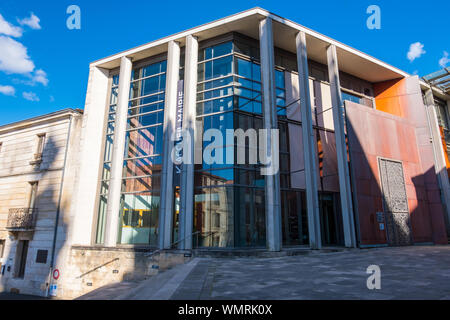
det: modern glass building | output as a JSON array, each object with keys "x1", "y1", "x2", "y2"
[{"x1": 71, "y1": 8, "x2": 450, "y2": 254}]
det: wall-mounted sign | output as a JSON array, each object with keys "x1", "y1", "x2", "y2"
[
  {"x1": 52, "y1": 269, "x2": 60, "y2": 280},
  {"x1": 376, "y1": 212, "x2": 385, "y2": 223},
  {"x1": 173, "y1": 80, "x2": 184, "y2": 187},
  {"x1": 49, "y1": 284, "x2": 57, "y2": 297}
]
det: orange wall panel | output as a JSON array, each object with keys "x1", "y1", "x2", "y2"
[{"x1": 373, "y1": 78, "x2": 406, "y2": 118}]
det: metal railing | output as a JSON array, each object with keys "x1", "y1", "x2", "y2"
[
  {"x1": 77, "y1": 258, "x2": 120, "y2": 279},
  {"x1": 6, "y1": 208, "x2": 37, "y2": 230},
  {"x1": 75, "y1": 231, "x2": 218, "y2": 279}
]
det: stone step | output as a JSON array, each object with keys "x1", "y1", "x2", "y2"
[
  {"x1": 192, "y1": 247, "x2": 347, "y2": 258},
  {"x1": 114, "y1": 258, "x2": 200, "y2": 300}
]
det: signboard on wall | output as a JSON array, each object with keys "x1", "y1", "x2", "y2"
[
  {"x1": 173, "y1": 80, "x2": 184, "y2": 186},
  {"x1": 49, "y1": 284, "x2": 58, "y2": 297}
]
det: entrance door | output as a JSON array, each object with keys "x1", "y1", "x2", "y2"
[
  {"x1": 319, "y1": 193, "x2": 344, "y2": 246},
  {"x1": 378, "y1": 158, "x2": 413, "y2": 246},
  {"x1": 14, "y1": 240, "x2": 29, "y2": 279}
]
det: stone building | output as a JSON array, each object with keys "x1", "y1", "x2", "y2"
[
  {"x1": 0, "y1": 8, "x2": 449, "y2": 299},
  {"x1": 0, "y1": 109, "x2": 83, "y2": 296}
]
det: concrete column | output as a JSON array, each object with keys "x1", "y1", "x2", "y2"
[
  {"x1": 159, "y1": 41, "x2": 181, "y2": 249},
  {"x1": 104, "y1": 56, "x2": 132, "y2": 247},
  {"x1": 259, "y1": 17, "x2": 282, "y2": 252},
  {"x1": 326, "y1": 44, "x2": 357, "y2": 248},
  {"x1": 295, "y1": 31, "x2": 322, "y2": 249},
  {"x1": 180, "y1": 35, "x2": 198, "y2": 250},
  {"x1": 71, "y1": 66, "x2": 109, "y2": 246},
  {"x1": 424, "y1": 88, "x2": 450, "y2": 232}
]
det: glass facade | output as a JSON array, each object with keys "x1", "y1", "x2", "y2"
[
  {"x1": 94, "y1": 34, "x2": 348, "y2": 249},
  {"x1": 341, "y1": 91, "x2": 374, "y2": 108},
  {"x1": 117, "y1": 60, "x2": 167, "y2": 245},
  {"x1": 95, "y1": 74, "x2": 119, "y2": 244},
  {"x1": 194, "y1": 39, "x2": 308, "y2": 248}
]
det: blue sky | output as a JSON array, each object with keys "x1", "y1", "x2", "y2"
[{"x1": 0, "y1": 0, "x2": 448, "y2": 125}]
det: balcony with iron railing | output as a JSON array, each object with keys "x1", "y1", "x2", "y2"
[{"x1": 6, "y1": 208, "x2": 37, "y2": 231}]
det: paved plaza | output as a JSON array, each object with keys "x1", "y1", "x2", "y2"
[{"x1": 77, "y1": 245, "x2": 450, "y2": 300}]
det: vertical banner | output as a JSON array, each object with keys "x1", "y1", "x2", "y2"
[{"x1": 173, "y1": 80, "x2": 184, "y2": 186}]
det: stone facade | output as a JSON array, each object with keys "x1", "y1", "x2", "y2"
[
  {"x1": 60, "y1": 246, "x2": 191, "y2": 299},
  {"x1": 0, "y1": 109, "x2": 83, "y2": 297}
]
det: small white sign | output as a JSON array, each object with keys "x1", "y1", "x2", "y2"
[{"x1": 49, "y1": 284, "x2": 58, "y2": 297}]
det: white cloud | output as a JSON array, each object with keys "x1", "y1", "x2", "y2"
[
  {"x1": 0, "y1": 85, "x2": 15, "y2": 96},
  {"x1": 439, "y1": 51, "x2": 450, "y2": 68},
  {"x1": 0, "y1": 35, "x2": 35, "y2": 74},
  {"x1": 23, "y1": 91, "x2": 39, "y2": 101},
  {"x1": 0, "y1": 13, "x2": 22, "y2": 37},
  {"x1": 407, "y1": 42, "x2": 426, "y2": 62},
  {"x1": 17, "y1": 13, "x2": 41, "y2": 30},
  {"x1": 31, "y1": 69, "x2": 48, "y2": 86}
]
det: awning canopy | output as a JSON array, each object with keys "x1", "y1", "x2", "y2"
[{"x1": 423, "y1": 68, "x2": 450, "y2": 94}]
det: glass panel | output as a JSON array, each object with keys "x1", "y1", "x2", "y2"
[
  {"x1": 235, "y1": 187, "x2": 266, "y2": 247},
  {"x1": 128, "y1": 101, "x2": 164, "y2": 116},
  {"x1": 95, "y1": 195, "x2": 108, "y2": 244},
  {"x1": 123, "y1": 156, "x2": 162, "y2": 177},
  {"x1": 125, "y1": 126, "x2": 163, "y2": 158},
  {"x1": 122, "y1": 175, "x2": 161, "y2": 193},
  {"x1": 197, "y1": 96, "x2": 233, "y2": 115},
  {"x1": 342, "y1": 91, "x2": 373, "y2": 108},
  {"x1": 275, "y1": 70, "x2": 285, "y2": 88},
  {"x1": 193, "y1": 187, "x2": 233, "y2": 248},
  {"x1": 104, "y1": 135, "x2": 114, "y2": 162},
  {"x1": 237, "y1": 59, "x2": 252, "y2": 79},
  {"x1": 110, "y1": 87, "x2": 118, "y2": 105},
  {"x1": 127, "y1": 111, "x2": 164, "y2": 129},
  {"x1": 118, "y1": 192, "x2": 160, "y2": 245},
  {"x1": 200, "y1": 56, "x2": 233, "y2": 82},
  {"x1": 213, "y1": 42, "x2": 233, "y2": 58},
  {"x1": 197, "y1": 76, "x2": 233, "y2": 92},
  {"x1": 199, "y1": 41, "x2": 232, "y2": 61},
  {"x1": 197, "y1": 86, "x2": 233, "y2": 102},
  {"x1": 281, "y1": 191, "x2": 308, "y2": 246}
]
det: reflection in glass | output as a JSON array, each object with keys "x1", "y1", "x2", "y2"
[
  {"x1": 118, "y1": 192, "x2": 160, "y2": 245},
  {"x1": 194, "y1": 187, "x2": 234, "y2": 248}
]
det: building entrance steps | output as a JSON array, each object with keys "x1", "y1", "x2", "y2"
[
  {"x1": 76, "y1": 258, "x2": 200, "y2": 300},
  {"x1": 192, "y1": 246, "x2": 349, "y2": 258}
]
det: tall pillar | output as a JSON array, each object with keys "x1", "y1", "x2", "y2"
[
  {"x1": 424, "y1": 88, "x2": 450, "y2": 232},
  {"x1": 159, "y1": 40, "x2": 181, "y2": 249},
  {"x1": 180, "y1": 35, "x2": 198, "y2": 250},
  {"x1": 326, "y1": 44, "x2": 357, "y2": 248},
  {"x1": 259, "y1": 17, "x2": 282, "y2": 252},
  {"x1": 295, "y1": 32, "x2": 322, "y2": 249},
  {"x1": 104, "y1": 56, "x2": 132, "y2": 247}
]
